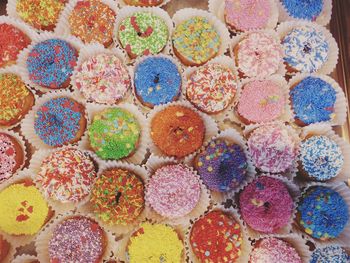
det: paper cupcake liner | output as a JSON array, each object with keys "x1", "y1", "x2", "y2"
[
  {"x1": 16, "y1": 32, "x2": 84, "y2": 93},
  {"x1": 71, "y1": 43, "x2": 134, "y2": 106},
  {"x1": 230, "y1": 29, "x2": 287, "y2": 78},
  {"x1": 277, "y1": 0, "x2": 332, "y2": 26},
  {"x1": 232, "y1": 74, "x2": 293, "y2": 126},
  {"x1": 55, "y1": 0, "x2": 119, "y2": 47},
  {"x1": 288, "y1": 73, "x2": 347, "y2": 127},
  {"x1": 172, "y1": 8, "x2": 231, "y2": 65},
  {"x1": 21, "y1": 89, "x2": 89, "y2": 150},
  {"x1": 208, "y1": 0, "x2": 279, "y2": 33},
  {"x1": 144, "y1": 154, "x2": 211, "y2": 228},
  {"x1": 0, "y1": 170, "x2": 55, "y2": 247},
  {"x1": 185, "y1": 204, "x2": 252, "y2": 263},
  {"x1": 293, "y1": 182, "x2": 350, "y2": 247},
  {"x1": 116, "y1": 0, "x2": 172, "y2": 8},
  {"x1": 12, "y1": 254, "x2": 39, "y2": 263},
  {"x1": 146, "y1": 100, "x2": 219, "y2": 161},
  {"x1": 113, "y1": 6, "x2": 174, "y2": 63},
  {"x1": 276, "y1": 21, "x2": 339, "y2": 76},
  {"x1": 35, "y1": 210, "x2": 117, "y2": 263},
  {"x1": 28, "y1": 146, "x2": 99, "y2": 214},
  {"x1": 79, "y1": 102, "x2": 149, "y2": 164}
]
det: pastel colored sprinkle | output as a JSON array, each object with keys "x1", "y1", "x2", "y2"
[{"x1": 310, "y1": 245, "x2": 350, "y2": 263}]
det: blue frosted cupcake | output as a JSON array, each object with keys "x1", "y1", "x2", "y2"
[
  {"x1": 310, "y1": 245, "x2": 350, "y2": 263},
  {"x1": 290, "y1": 76, "x2": 336, "y2": 126},
  {"x1": 134, "y1": 56, "x2": 182, "y2": 108},
  {"x1": 281, "y1": 0, "x2": 323, "y2": 21}
]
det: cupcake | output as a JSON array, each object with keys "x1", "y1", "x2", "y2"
[
  {"x1": 37, "y1": 147, "x2": 97, "y2": 203},
  {"x1": 296, "y1": 186, "x2": 349, "y2": 240},
  {"x1": 0, "y1": 72, "x2": 35, "y2": 127},
  {"x1": 48, "y1": 216, "x2": 107, "y2": 262},
  {"x1": 123, "y1": 0, "x2": 163, "y2": 6},
  {"x1": 146, "y1": 164, "x2": 201, "y2": 218},
  {"x1": 194, "y1": 138, "x2": 248, "y2": 192},
  {"x1": 280, "y1": 0, "x2": 324, "y2": 22},
  {"x1": 68, "y1": 0, "x2": 116, "y2": 47},
  {"x1": 127, "y1": 223, "x2": 184, "y2": 262},
  {"x1": 0, "y1": 235, "x2": 11, "y2": 263},
  {"x1": 247, "y1": 123, "x2": 298, "y2": 173},
  {"x1": 15, "y1": 0, "x2": 67, "y2": 30},
  {"x1": 88, "y1": 107, "x2": 141, "y2": 160},
  {"x1": 0, "y1": 132, "x2": 25, "y2": 183},
  {"x1": 249, "y1": 237, "x2": 302, "y2": 263},
  {"x1": 173, "y1": 16, "x2": 221, "y2": 66},
  {"x1": 237, "y1": 79, "x2": 286, "y2": 124},
  {"x1": 0, "y1": 22, "x2": 31, "y2": 68},
  {"x1": 117, "y1": 11, "x2": 169, "y2": 59},
  {"x1": 150, "y1": 105, "x2": 205, "y2": 158},
  {"x1": 0, "y1": 180, "x2": 51, "y2": 236},
  {"x1": 134, "y1": 56, "x2": 182, "y2": 108},
  {"x1": 299, "y1": 135, "x2": 344, "y2": 181},
  {"x1": 90, "y1": 167, "x2": 145, "y2": 225},
  {"x1": 281, "y1": 25, "x2": 329, "y2": 74},
  {"x1": 233, "y1": 31, "x2": 283, "y2": 78},
  {"x1": 189, "y1": 210, "x2": 243, "y2": 263},
  {"x1": 239, "y1": 176, "x2": 294, "y2": 234},
  {"x1": 186, "y1": 63, "x2": 238, "y2": 114},
  {"x1": 74, "y1": 53, "x2": 131, "y2": 104},
  {"x1": 26, "y1": 38, "x2": 78, "y2": 89},
  {"x1": 33, "y1": 97, "x2": 86, "y2": 147},
  {"x1": 290, "y1": 76, "x2": 336, "y2": 126},
  {"x1": 310, "y1": 245, "x2": 350, "y2": 263}
]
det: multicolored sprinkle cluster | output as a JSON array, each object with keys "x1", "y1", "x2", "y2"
[
  {"x1": 0, "y1": 133, "x2": 18, "y2": 182},
  {"x1": 310, "y1": 245, "x2": 350, "y2": 263}
]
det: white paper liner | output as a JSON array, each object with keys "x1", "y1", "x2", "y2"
[
  {"x1": 0, "y1": 170, "x2": 55, "y2": 247},
  {"x1": 78, "y1": 102, "x2": 149, "y2": 164},
  {"x1": 35, "y1": 211, "x2": 117, "y2": 263},
  {"x1": 113, "y1": 6, "x2": 174, "y2": 63},
  {"x1": 293, "y1": 182, "x2": 350, "y2": 247},
  {"x1": 185, "y1": 204, "x2": 252, "y2": 263},
  {"x1": 232, "y1": 74, "x2": 293, "y2": 126},
  {"x1": 55, "y1": 0, "x2": 119, "y2": 47},
  {"x1": 277, "y1": 0, "x2": 332, "y2": 26},
  {"x1": 230, "y1": 29, "x2": 287, "y2": 78},
  {"x1": 146, "y1": 100, "x2": 219, "y2": 161},
  {"x1": 28, "y1": 146, "x2": 99, "y2": 214},
  {"x1": 298, "y1": 123, "x2": 350, "y2": 184},
  {"x1": 116, "y1": 0, "x2": 172, "y2": 8},
  {"x1": 16, "y1": 32, "x2": 84, "y2": 93},
  {"x1": 276, "y1": 21, "x2": 339, "y2": 76},
  {"x1": 12, "y1": 254, "x2": 39, "y2": 263},
  {"x1": 71, "y1": 43, "x2": 134, "y2": 105},
  {"x1": 288, "y1": 73, "x2": 347, "y2": 127},
  {"x1": 172, "y1": 8, "x2": 231, "y2": 66},
  {"x1": 21, "y1": 89, "x2": 88, "y2": 150},
  {"x1": 208, "y1": 0, "x2": 279, "y2": 32}
]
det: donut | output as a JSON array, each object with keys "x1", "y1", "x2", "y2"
[
  {"x1": 26, "y1": 39, "x2": 78, "y2": 89},
  {"x1": 146, "y1": 164, "x2": 201, "y2": 218},
  {"x1": 237, "y1": 79, "x2": 285, "y2": 124},
  {"x1": 0, "y1": 23, "x2": 31, "y2": 68},
  {"x1": 282, "y1": 26, "x2": 329, "y2": 73},
  {"x1": 0, "y1": 73, "x2": 35, "y2": 127},
  {"x1": 186, "y1": 63, "x2": 237, "y2": 114},
  {"x1": 172, "y1": 16, "x2": 221, "y2": 66},
  {"x1": 297, "y1": 186, "x2": 349, "y2": 240},
  {"x1": 88, "y1": 107, "x2": 141, "y2": 160},
  {"x1": 290, "y1": 76, "x2": 336, "y2": 126},
  {"x1": 34, "y1": 97, "x2": 87, "y2": 147},
  {"x1": 49, "y1": 216, "x2": 106, "y2": 263},
  {"x1": 150, "y1": 105, "x2": 205, "y2": 158},
  {"x1": 310, "y1": 245, "x2": 350, "y2": 263},
  {"x1": 16, "y1": 0, "x2": 67, "y2": 31},
  {"x1": 37, "y1": 147, "x2": 97, "y2": 202},
  {"x1": 239, "y1": 176, "x2": 294, "y2": 233},
  {"x1": 123, "y1": 0, "x2": 163, "y2": 7},
  {"x1": 68, "y1": 0, "x2": 116, "y2": 47},
  {"x1": 194, "y1": 138, "x2": 248, "y2": 192},
  {"x1": 224, "y1": 0, "x2": 271, "y2": 31},
  {"x1": 190, "y1": 210, "x2": 242, "y2": 262},
  {"x1": 134, "y1": 56, "x2": 182, "y2": 108},
  {"x1": 90, "y1": 168, "x2": 145, "y2": 225},
  {"x1": 118, "y1": 12, "x2": 169, "y2": 59},
  {"x1": 281, "y1": 0, "x2": 323, "y2": 21},
  {"x1": 75, "y1": 53, "x2": 131, "y2": 104},
  {"x1": 234, "y1": 31, "x2": 283, "y2": 78}
]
